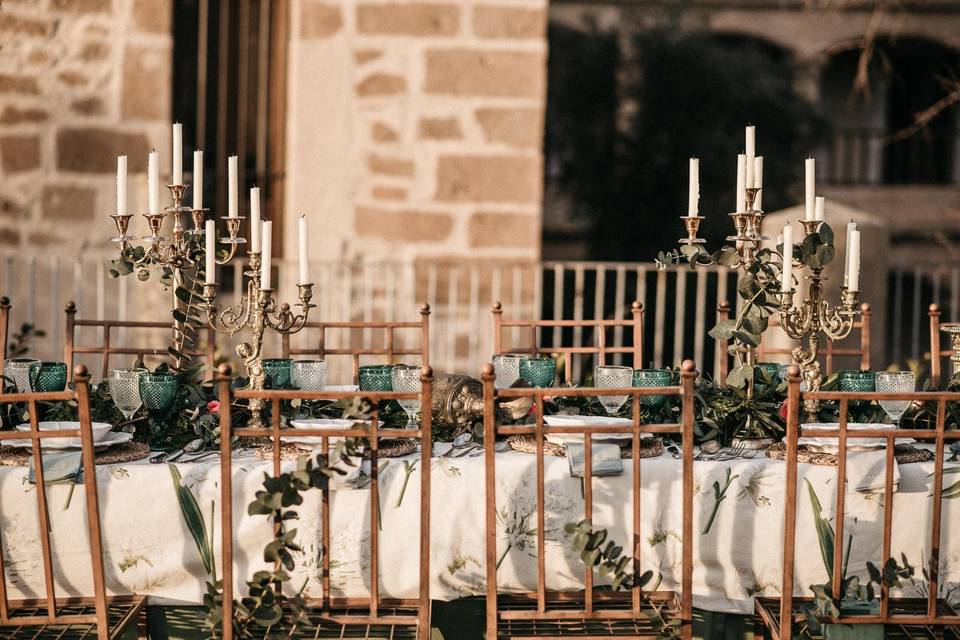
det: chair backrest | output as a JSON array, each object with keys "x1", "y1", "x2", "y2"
[
  {"x1": 491, "y1": 300, "x2": 644, "y2": 384},
  {"x1": 0, "y1": 365, "x2": 114, "y2": 640},
  {"x1": 216, "y1": 363, "x2": 433, "y2": 640},
  {"x1": 715, "y1": 301, "x2": 871, "y2": 384},
  {"x1": 482, "y1": 359, "x2": 696, "y2": 638},
  {"x1": 280, "y1": 303, "x2": 430, "y2": 383},
  {"x1": 928, "y1": 303, "x2": 959, "y2": 387},
  {"x1": 776, "y1": 368, "x2": 960, "y2": 639},
  {"x1": 0, "y1": 296, "x2": 9, "y2": 378},
  {"x1": 64, "y1": 301, "x2": 217, "y2": 380}
]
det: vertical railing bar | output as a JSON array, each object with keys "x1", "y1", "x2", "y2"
[
  {"x1": 673, "y1": 269, "x2": 687, "y2": 366},
  {"x1": 694, "y1": 269, "x2": 707, "y2": 372},
  {"x1": 511, "y1": 265, "x2": 523, "y2": 349},
  {"x1": 447, "y1": 268, "x2": 459, "y2": 374},
  {"x1": 635, "y1": 266, "x2": 646, "y2": 320},
  {"x1": 928, "y1": 399, "x2": 947, "y2": 618},
  {"x1": 594, "y1": 265, "x2": 606, "y2": 367},
  {"x1": 50, "y1": 256, "x2": 61, "y2": 361},
  {"x1": 911, "y1": 266, "x2": 923, "y2": 362},
  {"x1": 613, "y1": 265, "x2": 625, "y2": 366},
  {"x1": 552, "y1": 264, "x2": 564, "y2": 351},
  {"x1": 533, "y1": 263, "x2": 543, "y2": 324},
  {"x1": 572, "y1": 265, "x2": 585, "y2": 382},
  {"x1": 653, "y1": 269, "x2": 667, "y2": 368},
  {"x1": 468, "y1": 267, "x2": 480, "y2": 375}
]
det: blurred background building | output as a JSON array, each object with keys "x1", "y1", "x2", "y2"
[{"x1": 0, "y1": 0, "x2": 958, "y2": 376}]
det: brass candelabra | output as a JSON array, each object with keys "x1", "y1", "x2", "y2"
[
  {"x1": 776, "y1": 219, "x2": 861, "y2": 421},
  {"x1": 110, "y1": 184, "x2": 243, "y2": 371},
  {"x1": 202, "y1": 252, "x2": 315, "y2": 428}
]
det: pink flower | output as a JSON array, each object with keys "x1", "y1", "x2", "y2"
[
  {"x1": 207, "y1": 400, "x2": 221, "y2": 414},
  {"x1": 778, "y1": 400, "x2": 788, "y2": 421}
]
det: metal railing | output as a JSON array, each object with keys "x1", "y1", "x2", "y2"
[{"x1": 2, "y1": 253, "x2": 952, "y2": 378}]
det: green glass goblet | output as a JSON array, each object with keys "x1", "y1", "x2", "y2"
[
  {"x1": 33, "y1": 361, "x2": 68, "y2": 392},
  {"x1": 359, "y1": 364, "x2": 394, "y2": 391},
  {"x1": 837, "y1": 370, "x2": 876, "y2": 411},
  {"x1": 519, "y1": 357, "x2": 556, "y2": 388},
  {"x1": 262, "y1": 358, "x2": 293, "y2": 389},
  {"x1": 139, "y1": 372, "x2": 179, "y2": 419},
  {"x1": 633, "y1": 368, "x2": 673, "y2": 410}
]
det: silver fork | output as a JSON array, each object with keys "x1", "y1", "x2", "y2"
[{"x1": 183, "y1": 439, "x2": 242, "y2": 463}]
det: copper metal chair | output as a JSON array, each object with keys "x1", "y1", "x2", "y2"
[
  {"x1": 481, "y1": 360, "x2": 697, "y2": 639},
  {"x1": 714, "y1": 301, "x2": 871, "y2": 384},
  {"x1": 755, "y1": 366, "x2": 960, "y2": 639},
  {"x1": 64, "y1": 301, "x2": 216, "y2": 380},
  {"x1": 491, "y1": 301, "x2": 644, "y2": 384},
  {"x1": 0, "y1": 296, "x2": 10, "y2": 377},
  {"x1": 928, "y1": 303, "x2": 959, "y2": 387},
  {"x1": 280, "y1": 303, "x2": 430, "y2": 383},
  {"x1": 0, "y1": 364, "x2": 147, "y2": 639},
  {"x1": 216, "y1": 363, "x2": 433, "y2": 639}
]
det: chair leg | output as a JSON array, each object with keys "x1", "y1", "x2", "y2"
[{"x1": 137, "y1": 605, "x2": 150, "y2": 639}]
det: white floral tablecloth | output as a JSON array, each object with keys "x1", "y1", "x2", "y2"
[{"x1": 1, "y1": 445, "x2": 958, "y2": 614}]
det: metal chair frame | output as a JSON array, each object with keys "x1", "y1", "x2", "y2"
[
  {"x1": 928, "y1": 303, "x2": 959, "y2": 387},
  {"x1": 0, "y1": 365, "x2": 147, "y2": 639},
  {"x1": 715, "y1": 301, "x2": 871, "y2": 384},
  {"x1": 756, "y1": 368, "x2": 960, "y2": 639},
  {"x1": 64, "y1": 301, "x2": 216, "y2": 380},
  {"x1": 481, "y1": 360, "x2": 697, "y2": 639},
  {"x1": 280, "y1": 304, "x2": 430, "y2": 383},
  {"x1": 491, "y1": 301, "x2": 645, "y2": 384},
  {"x1": 0, "y1": 296, "x2": 9, "y2": 378},
  {"x1": 216, "y1": 364, "x2": 433, "y2": 640}
]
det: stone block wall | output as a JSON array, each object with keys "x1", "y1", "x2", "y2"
[
  {"x1": 285, "y1": 0, "x2": 548, "y2": 267},
  {"x1": 0, "y1": 0, "x2": 172, "y2": 253}
]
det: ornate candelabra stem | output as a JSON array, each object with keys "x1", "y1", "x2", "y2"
[{"x1": 203, "y1": 252, "x2": 314, "y2": 428}]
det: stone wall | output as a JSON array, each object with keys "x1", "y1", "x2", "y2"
[
  {"x1": 0, "y1": 0, "x2": 172, "y2": 253},
  {"x1": 284, "y1": 0, "x2": 548, "y2": 268}
]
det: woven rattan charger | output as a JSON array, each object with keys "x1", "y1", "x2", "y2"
[
  {"x1": 765, "y1": 441, "x2": 933, "y2": 466},
  {"x1": 0, "y1": 441, "x2": 150, "y2": 466},
  {"x1": 507, "y1": 434, "x2": 664, "y2": 459}
]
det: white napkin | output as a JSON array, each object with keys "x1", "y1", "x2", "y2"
[
  {"x1": 846, "y1": 449, "x2": 899, "y2": 493},
  {"x1": 566, "y1": 442, "x2": 623, "y2": 478}
]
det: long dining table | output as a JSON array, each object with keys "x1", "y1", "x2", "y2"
[{"x1": 0, "y1": 443, "x2": 957, "y2": 614}]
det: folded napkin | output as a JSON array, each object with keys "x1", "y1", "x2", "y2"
[
  {"x1": 28, "y1": 451, "x2": 84, "y2": 485},
  {"x1": 566, "y1": 443, "x2": 623, "y2": 478},
  {"x1": 846, "y1": 449, "x2": 900, "y2": 493}
]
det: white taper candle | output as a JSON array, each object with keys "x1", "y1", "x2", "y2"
[
  {"x1": 754, "y1": 156, "x2": 764, "y2": 210},
  {"x1": 298, "y1": 215, "x2": 309, "y2": 284},
  {"x1": 736, "y1": 154, "x2": 746, "y2": 213},
  {"x1": 844, "y1": 221, "x2": 856, "y2": 287},
  {"x1": 172, "y1": 123, "x2": 183, "y2": 184},
  {"x1": 116, "y1": 155, "x2": 127, "y2": 215},
  {"x1": 250, "y1": 187, "x2": 261, "y2": 253},
  {"x1": 848, "y1": 228, "x2": 861, "y2": 292},
  {"x1": 228, "y1": 155, "x2": 238, "y2": 218},
  {"x1": 805, "y1": 157, "x2": 815, "y2": 221},
  {"x1": 688, "y1": 158, "x2": 699, "y2": 217},
  {"x1": 815, "y1": 196, "x2": 825, "y2": 222},
  {"x1": 192, "y1": 150, "x2": 203, "y2": 210},
  {"x1": 205, "y1": 219, "x2": 216, "y2": 285},
  {"x1": 781, "y1": 223, "x2": 794, "y2": 291},
  {"x1": 745, "y1": 125, "x2": 756, "y2": 188},
  {"x1": 147, "y1": 150, "x2": 159, "y2": 214},
  {"x1": 260, "y1": 221, "x2": 272, "y2": 289}
]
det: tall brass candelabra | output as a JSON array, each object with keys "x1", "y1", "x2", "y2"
[
  {"x1": 202, "y1": 252, "x2": 314, "y2": 428},
  {"x1": 110, "y1": 184, "x2": 242, "y2": 371},
  {"x1": 776, "y1": 220, "x2": 860, "y2": 422}
]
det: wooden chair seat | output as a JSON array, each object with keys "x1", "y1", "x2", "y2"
[
  {"x1": 755, "y1": 596, "x2": 960, "y2": 640},
  {"x1": 493, "y1": 592, "x2": 683, "y2": 639},
  {"x1": 0, "y1": 596, "x2": 146, "y2": 639}
]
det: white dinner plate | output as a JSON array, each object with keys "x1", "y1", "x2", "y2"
[
  {"x1": 325, "y1": 385, "x2": 360, "y2": 393},
  {"x1": 15, "y1": 421, "x2": 114, "y2": 444},
  {"x1": 543, "y1": 415, "x2": 647, "y2": 445},
  {"x1": 0, "y1": 430, "x2": 132, "y2": 451},
  {"x1": 280, "y1": 418, "x2": 384, "y2": 447},
  {"x1": 799, "y1": 422, "x2": 914, "y2": 452}
]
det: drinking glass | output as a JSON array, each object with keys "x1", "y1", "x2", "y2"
[
  {"x1": 594, "y1": 365, "x2": 633, "y2": 415},
  {"x1": 777, "y1": 363, "x2": 809, "y2": 391},
  {"x1": 755, "y1": 362, "x2": 781, "y2": 386},
  {"x1": 391, "y1": 365, "x2": 422, "y2": 428},
  {"x1": 4, "y1": 358, "x2": 40, "y2": 393},
  {"x1": 876, "y1": 371, "x2": 916, "y2": 426},
  {"x1": 519, "y1": 357, "x2": 556, "y2": 388},
  {"x1": 109, "y1": 368, "x2": 145, "y2": 420},
  {"x1": 359, "y1": 364, "x2": 394, "y2": 392},
  {"x1": 492, "y1": 354, "x2": 523, "y2": 389},
  {"x1": 262, "y1": 358, "x2": 293, "y2": 389},
  {"x1": 139, "y1": 372, "x2": 178, "y2": 419},
  {"x1": 292, "y1": 360, "x2": 328, "y2": 391},
  {"x1": 633, "y1": 368, "x2": 673, "y2": 410},
  {"x1": 34, "y1": 361, "x2": 68, "y2": 392},
  {"x1": 838, "y1": 370, "x2": 876, "y2": 410}
]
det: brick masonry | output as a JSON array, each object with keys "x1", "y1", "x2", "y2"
[
  {"x1": 0, "y1": 0, "x2": 171, "y2": 250},
  {"x1": 286, "y1": 0, "x2": 548, "y2": 265}
]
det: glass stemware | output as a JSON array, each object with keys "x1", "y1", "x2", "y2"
[
  {"x1": 519, "y1": 357, "x2": 556, "y2": 388},
  {"x1": 262, "y1": 358, "x2": 293, "y2": 389},
  {"x1": 109, "y1": 368, "x2": 146, "y2": 420},
  {"x1": 139, "y1": 372, "x2": 178, "y2": 419},
  {"x1": 838, "y1": 370, "x2": 876, "y2": 411},
  {"x1": 492, "y1": 354, "x2": 523, "y2": 390},
  {"x1": 292, "y1": 360, "x2": 328, "y2": 391},
  {"x1": 4, "y1": 358, "x2": 40, "y2": 393},
  {"x1": 34, "y1": 361, "x2": 68, "y2": 392},
  {"x1": 594, "y1": 365, "x2": 633, "y2": 415},
  {"x1": 633, "y1": 368, "x2": 673, "y2": 410},
  {"x1": 359, "y1": 364, "x2": 394, "y2": 392},
  {"x1": 876, "y1": 371, "x2": 916, "y2": 427},
  {"x1": 391, "y1": 365, "x2": 422, "y2": 428}
]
